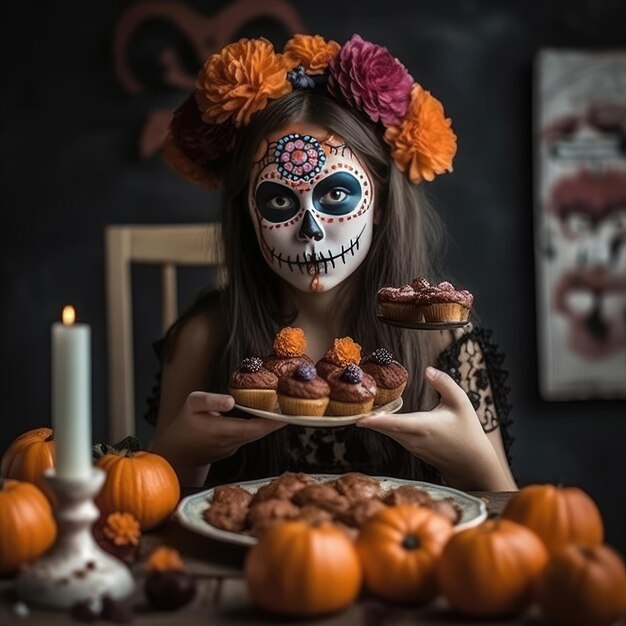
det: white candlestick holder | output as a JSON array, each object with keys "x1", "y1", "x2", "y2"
[{"x1": 16, "y1": 467, "x2": 135, "y2": 609}]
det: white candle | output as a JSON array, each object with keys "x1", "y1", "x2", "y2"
[{"x1": 52, "y1": 305, "x2": 92, "y2": 480}]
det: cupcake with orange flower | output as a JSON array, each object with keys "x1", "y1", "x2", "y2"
[
  {"x1": 263, "y1": 327, "x2": 314, "y2": 378},
  {"x1": 327, "y1": 364, "x2": 377, "y2": 416},
  {"x1": 229, "y1": 357, "x2": 278, "y2": 411},
  {"x1": 360, "y1": 348, "x2": 408, "y2": 405},
  {"x1": 277, "y1": 364, "x2": 330, "y2": 417},
  {"x1": 315, "y1": 337, "x2": 362, "y2": 380}
]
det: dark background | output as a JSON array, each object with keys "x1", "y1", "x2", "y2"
[{"x1": 2, "y1": 0, "x2": 625, "y2": 552}]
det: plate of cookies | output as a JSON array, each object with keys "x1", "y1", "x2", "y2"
[
  {"x1": 234, "y1": 396, "x2": 403, "y2": 427},
  {"x1": 176, "y1": 472, "x2": 488, "y2": 547},
  {"x1": 229, "y1": 328, "x2": 409, "y2": 427},
  {"x1": 377, "y1": 276, "x2": 473, "y2": 330}
]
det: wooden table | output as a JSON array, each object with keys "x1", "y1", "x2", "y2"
[{"x1": 0, "y1": 490, "x2": 622, "y2": 625}]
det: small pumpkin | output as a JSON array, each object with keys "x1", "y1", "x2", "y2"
[
  {"x1": 1, "y1": 427, "x2": 55, "y2": 485},
  {"x1": 501, "y1": 484, "x2": 604, "y2": 553},
  {"x1": 0, "y1": 478, "x2": 57, "y2": 574},
  {"x1": 437, "y1": 519, "x2": 548, "y2": 617},
  {"x1": 245, "y1": 520, "x2": 362, "y2": 616},
  {"x1": 95, "y1": 449, "x2": 180, "y2": 531},
  {"x1": 536, "y1": 544, "x2": 626, "y2": 626},
  {"x1": 355, "y1": 505, "x2": 453, "y2": 603}
]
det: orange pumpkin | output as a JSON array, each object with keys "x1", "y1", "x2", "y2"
[
  {"x1": 536, "y1": 544, "x2": 626, "y2": 626},
  {"x1": 437, "y1": 519, "x2": 548, "y2": 617},
  {"x1": 245, "y1": 520, "x2": 362, "y2": 616},
  {"x1": 1, "y1": 427, "x2": 55, "y2": 485},
  {"x1": 501, "y1": 484, "x2": 604, "y2": 553},
  {"x1": 355, "y1": 505, "x2": 453, "y2": 603},
  {"x1": 0, "y1": 479, "x2": 57, "y2": 574},
  {"x1": 95, "y1": 449, "x2": 180, "y2": 531}
]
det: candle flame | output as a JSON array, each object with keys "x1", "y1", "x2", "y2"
[{"x1": 62, "y1": 305, "x2": 76, "y2": 326}]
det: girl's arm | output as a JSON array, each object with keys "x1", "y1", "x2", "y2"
[
  {"x1": 357, "y1": 366, "x2": 517, "y2": 491},
  {"x1": 150, "y1": 310, "x2": 284, "y2": 487}
]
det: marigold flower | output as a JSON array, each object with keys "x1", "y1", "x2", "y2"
[
  {"x1": 145, "y1": 546, "x2": 185, "y2": 572},
  {"x1": 283, "y1": 34, "x2": 341, "y2": 75},
  {"x1": 273, "y1": 327, "x2": 307, "y2": 357},
  {"x1": 102, "y1": 512, "x2": 141, "y2": 547},
  {"x1": 384, "y1": 84, "x2": 457, "y2": 183},
  {"x1": 326, "y1": 337, "x2": 362, "y2": 366},
  {"x1": 195, "y1": 37, "x2": 291, "y2": 127}
]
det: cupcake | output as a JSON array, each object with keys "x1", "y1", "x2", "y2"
[
  {"x1": 263, "y1": 327, "x2": 314, "y2": 378},
  {"x1": 277, "y1": 363, "x2": 330, "y2": 416},
  {"x1": 315, "y1": 337, "x2": 362, "y2": 379},
  {"x1": 411, "y1": 277, "x2": 473, "y2": 322},
  {"x1": 377, "y1": 277, "x2": 473, "y2": 323},
  {"x1": 376, "y1": 284, "x2": 423, "y2": 322},
  {"x1": 361, "y1": 348, "x2": 408, "y2": 405},
  {"x1": 229, "y1": 357, "x2": 278, "y2": 411},
  {"x1": 327, "y1": 364, "x2": 377, "y2": 416}
]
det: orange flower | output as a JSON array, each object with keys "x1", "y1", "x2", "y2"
[
  {"x1": 145, "y1": 546, "x2": 185, "y2": 573},
  {"x1": 161, "y1": 134, "x2": 220, "y2": 190},
  {"x1": 326, "y1": 337, "x2": 362, "y2": 366},
  {"x1": 273, "y1": 327, "x2": 307, "y2": 357},
  {"x1": 102, "y1": 512, "x2": 141, "y2": 547},
  {"x1": 195, "y1": 37, "x2": 291, "y2": 127},
  {"x1": 284, "y1": 34, "x2": 341, "y2": 75},
  {"x1": 384, "y1": 84, "x2": 457, "y2": 183}
]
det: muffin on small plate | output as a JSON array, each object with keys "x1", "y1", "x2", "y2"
[
  {"x1": 263, "y1": 327, "x2": 314, "y2": 378},
  {"x1": 229, "y1": 357, "x2": 278, "y2": 411},
  {"x1": 277, "y1": 364, "x2": 330, "y2": 417},
  {"x1": 315, "y1": 336, "x2": 362, "y2": 380},
  {"x1": 376, "y1": 284, "x2": 422, "y2": 322},
  {"x1": 327, "y1": 364, "x2": 377, "y2": 416},
  {"x1": 360, "y1": 348, "x2": 408, "y2": 405},
  {"x1": 411, "y1": 277, "x2": 473, "y2": 322}
]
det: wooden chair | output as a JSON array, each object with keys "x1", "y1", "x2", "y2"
[{"x1": 105, "y1": 223, "x2": 224, "y2": 441}]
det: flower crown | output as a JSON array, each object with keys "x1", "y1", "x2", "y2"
[{"x1": 162, "y1": 34, "x2": 457, "y2": 189}]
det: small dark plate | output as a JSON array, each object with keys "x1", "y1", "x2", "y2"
[{"x1": 376, "y1": 315, "x2": 470, "y2": 330}]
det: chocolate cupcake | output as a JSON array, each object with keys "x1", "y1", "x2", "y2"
[
  {"x1": 327, "y1": 364, "x2": 377, "y2": 416},
  {"x1": 361, "y1": 348, "x2": 408, "y2": 405},
  {"x1": 229, "y1": 356, "x2": 278, "y2": 411},
  {"x1": 277, "y1": 363, "x2": 330, "y2": 416},
  {"x1": 315, "y1": 336, "x2": 362, "y2": 379},
  {"x1": 411, "y1": 277, "x2": 473, "y2": 322},
  {"x1": 376, "y1": 284, "x2": 422, "y2": 322},
  {"x1": 263, "y1": 327, "x2": 314, "y2": 378}
]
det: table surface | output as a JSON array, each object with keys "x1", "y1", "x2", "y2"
[{"x1": 0, "y1": 490, "x2": 623, "y2": 625}]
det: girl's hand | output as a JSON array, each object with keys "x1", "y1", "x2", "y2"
[
  {"x1": 357, "y1": 367, "x2": 513, "y2": 491},
  {"x1": 152, "y1": 391, "x2": 285, "y2": 469}
]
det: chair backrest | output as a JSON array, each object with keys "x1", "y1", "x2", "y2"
[{"x1": 105, "y1": 223, "x2": 223, "y2": 442}]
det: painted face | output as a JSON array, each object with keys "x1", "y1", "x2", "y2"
[{"x1": 248, "y1": 123, "x2": 375, "y2": 292}]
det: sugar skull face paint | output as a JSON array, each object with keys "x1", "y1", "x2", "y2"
[{"x1": 248, "y1": 123, "x2": 375, "y2": 293}]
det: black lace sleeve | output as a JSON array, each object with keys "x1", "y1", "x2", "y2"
[{"x1": 435, "y1": 326, "x2": 514, "y2": 465}]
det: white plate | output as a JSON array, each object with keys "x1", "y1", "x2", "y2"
[
  {"x1": 233, "y1": 396, "x2": 403, "y2": 427},
  {"x1": 176, "y1": 474, "x2": 488, "y2": 547}
]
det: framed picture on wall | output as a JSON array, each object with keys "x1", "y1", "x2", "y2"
[{"x1": 534, "y1": 49, "x2": 626, "y2": 400}]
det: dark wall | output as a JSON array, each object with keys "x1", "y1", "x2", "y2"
[{"x1": 2, "y1": 1, "x2": 625, "y2": 551}]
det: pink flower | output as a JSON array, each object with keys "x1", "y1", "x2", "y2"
[{"x1": 328, "y1": 34, "x2": 414, "y2": 126}]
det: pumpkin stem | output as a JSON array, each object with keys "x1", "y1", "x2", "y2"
[
  {"x1": 402, "y1": 534, "x2": 421, "y2": 550},
  {"x1": 92, "y1": 436, "x2": 142, "y2": 460},
  {"x1": 578, "y1": 546, "x2": 596, "y2": 560}
]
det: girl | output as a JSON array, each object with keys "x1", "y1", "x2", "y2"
[{"x1": 147, "y1": 34, "x2": 517, "y2": 491}]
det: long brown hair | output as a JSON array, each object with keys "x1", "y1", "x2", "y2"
[{"x1": 195, "y1": 89, "x2": 448, "y2": 480}]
